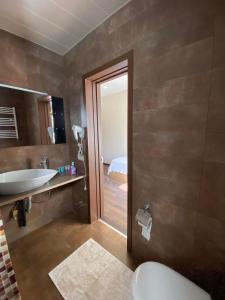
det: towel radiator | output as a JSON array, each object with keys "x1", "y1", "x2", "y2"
[{"x1": 0, "y1": 107, "x2": 19, "y2": 139}]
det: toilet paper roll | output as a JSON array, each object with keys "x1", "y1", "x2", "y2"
[{"x1": 138, "y1": 218, "x2": 152, "y2": 241}]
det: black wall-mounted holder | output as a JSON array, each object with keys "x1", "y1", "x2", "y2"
[
  {"x1": 16, "y1": 200, "x2": 26, "y2": 227},
  {"x1": 14, "y1": 197, "x2": 32, "y2": 227}
]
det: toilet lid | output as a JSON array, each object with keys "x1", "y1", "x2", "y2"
[{"x1": 132, "y1": 262, "x2": 211, "y2": 300}]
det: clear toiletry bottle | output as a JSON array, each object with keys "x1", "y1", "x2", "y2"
[{"x1": 70, "y1": 162, "x2": 76, "y2": 176}]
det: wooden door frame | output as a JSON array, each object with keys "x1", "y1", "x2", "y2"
[{"x1": 83, "y1": 51, "x2": 133, "y2": 251}]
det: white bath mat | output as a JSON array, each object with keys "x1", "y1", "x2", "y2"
[{"x1": 49, "y1": 239, "x2": 133, "y2": 300}]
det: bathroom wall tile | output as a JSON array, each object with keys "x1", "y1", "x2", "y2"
[
  {"x1": 133, "y1": 171, "x2": 200, "y2": 211},
  {"x1": 133, "y1": 131, "x2": 205, "y2": 160},
  {"x1": 192, "y1": 239, "x2": 225, "y2": 299},
  {"x1": 132, "y1": 156, "x2": 202, "y2": 212},
  {"x1": 133, "y1": 55, "x2": 161, "y2": 89},
  {"x1": 205, "y1": 133, "x2": 225, "y2": 163},
  {"x1": 193, "y1": 238, "x2": 225, "y2": 272},
  {"x1": 134, "y1": 13, "x2": 213, "y2": 61},
  {"x1": 192, "y1": 212, "x2": 225, "y2": 299},
  {"x1": 157, "y1": 38, "x2": 213, "y2": 83},
  {"x1": 132, "y1": 0, "x2": 209, "y2": 39},
  {"x1": 133, "y1": 102, "x2": 208, "y2": 134},
  {"x1": 104, "y1": 0, "x2": 149, "y2": 35},
  {"x1": 0, "y1": 31, "x2": 28, "y2": 87},
  {"x1": 152, "y1": 201, "x2": 196, "y2": 252},
  {"x1": 214, "y1": 13, "x2": 225, "y2": 68},
  {"x1": 134, "y1": 38, "x2": 213, "y2": 89},
  {"x1": 135, "y1": 156, "x2": 202, "y2": 183},
  {"x1": 133, "y1": 71, "x2": 211, "y2": 112},
  {"x1": 195, "y1": 213, "x2": 225, "y2": 252},
  {"x1": 26, "y1": 55, "x2": 44, "y2": 92},
  {"x1": 198, "y1": 162, "x2": 225, "y2": 224},
  {"x1": 72, "y1": 181, "x2": 89, "y2": 222},
  {"x1": 207, "y1": 67, "x2": 225, "y2": 132}
]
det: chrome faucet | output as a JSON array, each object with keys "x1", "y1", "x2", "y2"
[{"x1": 40, "y1": 156, "x2": 49, "y2": 169}]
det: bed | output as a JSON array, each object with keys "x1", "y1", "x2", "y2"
[{"x1": 108, "y1": 156, "x2": 127, "y2": 183}]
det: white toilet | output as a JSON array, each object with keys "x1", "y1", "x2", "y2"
[{"x1": 132, "y1": 262, "x2": 211, "y2": 300}]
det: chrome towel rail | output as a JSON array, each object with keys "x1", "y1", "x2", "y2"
[{"x1": 0, "y1": 107, "x2": 19, "y2": 139}]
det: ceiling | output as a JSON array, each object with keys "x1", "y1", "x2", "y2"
[
  {"x1": 0, "y1": 0, "x2": 130, "y2": 55},
  {"x1": 100, "y1": 74, "x2": 128, "y2": 97}
]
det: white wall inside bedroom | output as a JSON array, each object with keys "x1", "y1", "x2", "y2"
[{"x1": 100, "y1": 78, "x2": 127, "y2": 164}]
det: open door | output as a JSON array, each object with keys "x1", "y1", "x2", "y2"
[
  {"x1": 83, "y1": 51, "x2": 133, "y2": 251},
  {"x1": 98, "y1": 75, "x2": 128, "y2": 235}
]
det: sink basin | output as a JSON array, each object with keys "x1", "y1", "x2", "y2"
[{"x1": 0, "y1": 169, "x2": 57, "y2": 195}]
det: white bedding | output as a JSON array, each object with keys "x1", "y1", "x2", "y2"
[{"x1": 108, "y1": 156, "x2": 127, "y2": 175}]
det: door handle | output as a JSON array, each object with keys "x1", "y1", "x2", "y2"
[{"x1": 100, "y1": 156, "x2": 103, "y2": 163}]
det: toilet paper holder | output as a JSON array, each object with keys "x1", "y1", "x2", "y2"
[
  {"x1": 135, "y1": 204, "x2": 152, "y2": 240},
  {"x1": 143, "y1": 204, "x2": 151, "y2": 213},
  {"x1": 135, "y1": 204, "x2": 152, "y2": 227}
]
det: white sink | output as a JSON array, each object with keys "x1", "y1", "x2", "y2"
[{"x1": 0, "y1": 169, "x2": 57, "y2": 195}]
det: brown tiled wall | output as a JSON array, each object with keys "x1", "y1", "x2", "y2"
[
  {"x1": 64, "y1": 0, "x2": 225, "y2": 298},
  {"x1": 0, "y1": 29, "x2": 74, "y2": 242}
]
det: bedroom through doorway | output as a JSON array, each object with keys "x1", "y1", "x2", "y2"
[{"x1": 99, "y1": 74, "x2": 128, "y2": 235}]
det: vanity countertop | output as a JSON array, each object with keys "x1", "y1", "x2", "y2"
[{"x1": 0, "y1": 174, "x2": 85, "y2": 207}]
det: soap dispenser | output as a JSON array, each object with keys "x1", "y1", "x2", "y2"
[{"x1": 70, "y1": 162, "x2": 76, "y2": 176}]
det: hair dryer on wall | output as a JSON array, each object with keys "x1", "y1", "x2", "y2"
[
  {"x1": 72, "y1": 124, "x2": 87, "y2": 190},
  {"x1": 72, "y1": 125, "x2": 85, "y2": 161},
  {"x1": 72, "y1": 125, "x2": 85, "y2": 142}
]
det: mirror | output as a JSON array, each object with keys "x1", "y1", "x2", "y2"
[{"x1": 0, "y1": 84, "x2": 66, "y2": 148}]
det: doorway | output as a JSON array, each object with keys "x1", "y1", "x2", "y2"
[
  {"x1": 83, "y1": 52, "x2": 133, "y2": 250},
  {"x1": 99, "y1": 74, "x2": 128, "y2": 235}
]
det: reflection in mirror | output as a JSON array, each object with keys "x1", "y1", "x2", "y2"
[
  {"x1": 38, "y1": 96, "x2": 66, "y2": 145},
  {"x1": 0, "y1": 85, "x2": 66, "y2": 148}
]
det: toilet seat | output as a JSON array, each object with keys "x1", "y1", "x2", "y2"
[{"x1": 132, "y1": 262, "x2": 211, "y2": 300}]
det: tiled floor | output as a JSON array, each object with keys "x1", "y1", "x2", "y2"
[{"x1": 9, "y1": 213, "x2": 138, "y2": 300}]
